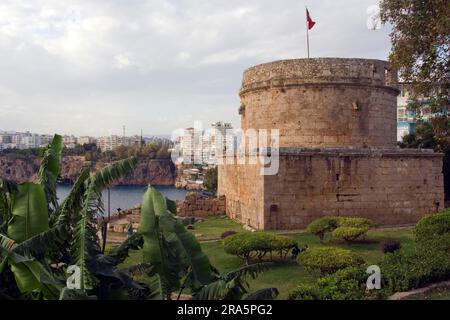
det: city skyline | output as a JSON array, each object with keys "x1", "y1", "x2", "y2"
[{"x1": 0, "y1": 0, "x2": 392, "y2": 136}]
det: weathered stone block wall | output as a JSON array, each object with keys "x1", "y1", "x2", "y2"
[
  {"x1": 177, "y1": 192, "x2": 226, "y2": 217},
  {"x1": 240, "y1": 58, "x2": 399, "y2": 149},
  {"x1": 263, "y1": 149, "x2": 444, "y2": 229},
  {"x1": 218, "y1": 160, "x2": 265, "y2": 229}
]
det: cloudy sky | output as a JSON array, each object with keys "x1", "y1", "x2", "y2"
[{"x1": 0, "y1": 0, "x2": 391, "y2": 137}]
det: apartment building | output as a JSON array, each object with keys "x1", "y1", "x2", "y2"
[
  {"x1": 397, "y1": 83, "x2": 436, "y2": 141},
  {"x1": 178, "y1": 122, "x2": 234, "y2": 165}
]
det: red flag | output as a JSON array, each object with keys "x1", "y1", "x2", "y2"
[{"x1": 306, "y1": 8, "x2": 316, "y2": 30}]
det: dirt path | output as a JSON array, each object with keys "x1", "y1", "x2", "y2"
[{"x1": 388, "y1": 280, "x2": 450, "y2": 300}]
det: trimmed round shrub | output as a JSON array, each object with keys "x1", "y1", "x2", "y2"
[
  {"x1": 306, "y1": 217, "x2": 338, "y2": 242},
  {"x1": 223, "y1": 233, "x2": 255, "y2": 260},
  {"x1": 223, "y1": 232, "x2": 297, "y2": 263},
  {"x1": 297, "y1": 247, "x2": 365, "y2": 275},
  {"x1": 332, "y1": 226, "x2": 369, "y2": 242},
  {"x1": 307, "y1": 216, "x2": 374, "y2": 243},
  {"x1": 414, "y1": 211, "x2": 450, "y2": 243},
  {"x1": 337, "y1": 217, "x2": 374, "y2": 228},
  {"x1": 289, "y1": 266, "x2": 369, "y2": 300},
  {"x1": 220, "y1": 230, "x2": 238, "y2": 239},
  {"x1": 381, "y1": 240, "x2": 402, "y2": 254}
]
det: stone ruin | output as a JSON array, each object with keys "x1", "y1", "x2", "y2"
[
  {"x1": 218, "y1": 58, "x2": 444, "y2": 230},
  {"x1": 177, "y1": 192, "x2": 226, "y2": 218}
]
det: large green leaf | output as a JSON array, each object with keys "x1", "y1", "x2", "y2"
[
  {"x1": 71, "y1": 215, "x2": 98, "y2": 291},
  {"x1": 12, "y1": 225, "x2": 69, "y2": 262},
  {"x1": 172, "y1": 219, "x2": 211, "y2": 286},
  {"x1": 138, "y1": 187, "x2": 162, "y2": 265},
  {"x1": 138, "y1": 186, "x2": 212, "y2": 294},
  {"x1": 89, "y1": 157, "x2": 138, "y2": 193},
  {"x1": 107, "y1": 233, "x2": 143, "y2": 266},
  {"x1": 166, "y1": 198, "x2": 177, "y2": 214},
  {"x1": 139, "y1": 186, "x2": 182, "y2": 291},
  {"x1": 82, "y1": 157, "x2": 138, "y2": 220},
  {"x1": 9, "y1": 256, "x2": 61, "y2": 299},
  {"x1": 37, "y1": 134, "x2": 63, "y2": 213},
  {"x1": 0, "y1": 235, "x2": 62, "y2": 300},
  {"x1": 148, "y1": 274, "x2": 165, "y2": 300},
  {"x1": 194, "y1": 263, "x2": 272, "y2": 300},
  {"x1": 7, "y1": 183, "x2": 49, "y2": 243},
  {"x1": 52, "y1": 167, "x2": 90, "y2": 227}
]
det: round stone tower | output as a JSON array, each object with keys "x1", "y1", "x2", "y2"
[{"x1": 239, "y1": 58, "x2": 399, "y2": 148}]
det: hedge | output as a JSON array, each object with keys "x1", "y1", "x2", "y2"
[
  {"x1": 291, "y1": 211, "x2": 450, "y2": 300},
  {"x1": 289, "y1": 266, "x2": 369, "y2": 300},
  {"x1": 414, "y1": 210, "x2": 450, "y2": 243},
  {"x1": 297, "y1": 247, "x2": 365, "y2": 275},
  {"x1": 379, "y1": 246, "x2": 450, "y2": 294},
  {"x1": 292, "y1": 244, "x2": 450, "y2": 300},
  {"x1": 223, "y1": 232, "x2": 297, "y2": 263}
]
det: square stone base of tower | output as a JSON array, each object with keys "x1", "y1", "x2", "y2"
[{"x1": 218, "y1": 148, "x2": 444, "y2": 230}]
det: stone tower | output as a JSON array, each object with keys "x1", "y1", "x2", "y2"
[{"x1": 218, "y1": 58, "x2": 444, "y2": 230}]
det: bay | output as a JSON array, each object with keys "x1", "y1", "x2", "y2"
[{"x1": 57, "y1": 184, "x2": 188, "y2": 214}]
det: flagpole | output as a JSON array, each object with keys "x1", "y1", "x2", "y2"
[{"x1": 306, "y1": 6, "x2": 310, "y2": 59}]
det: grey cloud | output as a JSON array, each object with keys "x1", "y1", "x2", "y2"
[{"x1": 0, "y1": 0, "x2": 390, "y2": 136}]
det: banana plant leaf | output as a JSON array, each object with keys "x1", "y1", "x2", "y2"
[
  {"x1": 138, "y1": 187, "x2": 162, "y2": 265},
  {"x1": 52, "y1": 167, "x2": 90, "y2": 227},
  {"x1": 193, "y1": 263, "x2": 272, "y2": 300},
  {"x1": 89, "y1": 157, "x2": 138, "y2": 193},
  {"x1": 7, "y1": 183, "x2": 49, "y2": 243},
  {"x1": 10, "y1": 257, "x2": 61, "y2": 299},
  {"x1": 71, "y1": 215, "x2": 99, "y2": 291},
  {"x1": 166, "y1": 198, "x2": 177, "y2": 214},
  {"x1": 138, "y1": 185, "x2": 212, "y2": 294},
  {"x1": 37, "y1": 134, "x2": 63, "y2": 213},
  {"x1": 148, "y1": 274, "x2": 165, "y2": 300},
  {"x1": 1, "y1": 234, "x2": 62, "y2": 300}
]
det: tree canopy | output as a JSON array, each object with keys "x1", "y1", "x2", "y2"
[{"x1": 380, "y1": 0, "x2": 449, "y2": 112}]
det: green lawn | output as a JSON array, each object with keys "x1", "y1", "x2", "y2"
[
  {"x1": 188, "y1": 217, "x2": 246, "y2": 240},
  {"x1": 117, "y1": 217, "x2": 418, "y2": 300}
]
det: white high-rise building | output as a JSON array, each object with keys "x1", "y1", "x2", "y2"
[
  {"x1": 21, "y1": 134, "x2": 42, "y2": 149},
  {"x1": 180, "y1": 128, "x2": 197, "y2": 164},
  {"x1": 178, "y1": 122, "x2": 234, "y2": 165},
  {"x1": 0, "y1": 133, "x2": 13, "y2": 144},
  {"x1": 203, "y1": 122, "x2": 234, "y2": 165},
  {"x1": 78, "y1": 136, "x2": 96, "y2": 146}
]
